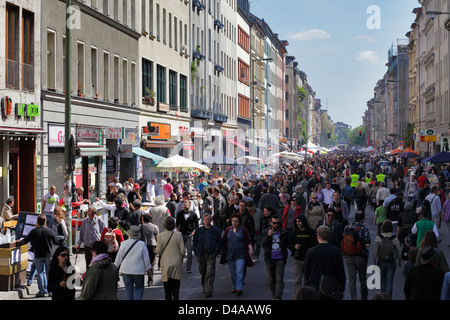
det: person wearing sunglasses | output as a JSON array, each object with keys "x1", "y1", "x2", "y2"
[
  {"x1": 47, "y1": 246, "x2": 76, "y2": 300},
  {"x1": 305, "y1": 192, "x2": 326, "y2": 232},
  {"x1": 261, "y1": 216, "x2": 289, "y2": 300},
  {"x1": 315, "y1": 207, "x2": 343, "y2": 248}
]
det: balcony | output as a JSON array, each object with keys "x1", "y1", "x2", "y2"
[
  {"x1": 192, "y1": 50, "x2": 205, "y2": 61},
  {"x1": 214, "y1": 19, "x2": 224, "y2": 30},
  {"x1": 192, "y1": 0, "x2": 205, "y2": 11},
  {"x1": 191, "y1": 108, "x2": 212, "y2": 120},
  {"x1": 214, "y1": 64, "x2": 224, "y2": 74},
  {"x1": 22, "y1": 63, "x2": 34, "y2": 91},
  {"x1": 6, "y1": 59, "x2": 19, "y2": 89},
  {"x1": 213, "y1": 113, "x2": 227, "y2": 123}
]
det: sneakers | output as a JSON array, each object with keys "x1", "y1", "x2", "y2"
[{"x1": 35, "y1": 293, "x2": 46, "y2": 298}]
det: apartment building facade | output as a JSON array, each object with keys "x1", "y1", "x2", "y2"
[{"x1": 0, "y1": 0, "x2": 42, "y2": 214}]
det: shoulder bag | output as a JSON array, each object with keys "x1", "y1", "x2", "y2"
[
  {"x1": 315, "y1": 247, "x2": 343, "y2": 300},
  {"x1": 158, "y1": 231, "x2": 174, "y2": 268},
  {"x1": 117, "y1": 239, "x2": 139, "y2": 269}
]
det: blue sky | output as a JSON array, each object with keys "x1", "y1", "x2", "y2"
[{"x1": 249, "y1": 0, "x2": 417, "y2": 129}]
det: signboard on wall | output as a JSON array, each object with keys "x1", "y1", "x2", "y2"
[
  {"x1": 143, "y1": 123, "x2": 171, "y2": 140},
  {"x1": 76, "y1": 127, "x2": 101, "y2": 143},
  {"x1": 48, "y1": 125, "x2": 76, "y2": 147}
]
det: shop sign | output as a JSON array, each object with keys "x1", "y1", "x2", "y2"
[
  {"x1": 16, "y1": 103, "x2": 39, "y2": 119},
  {"x1": 1, "y1": 97, "x2": 13, "y2": 117},
  {"x1": 105, "y1": 127, "x2": 124, "y2": 139},
  {"x1": 123, "y1": 128, "x2": 139, "y2": 146},
  {"x1": 143, "y1": 122, "x2": 171, "y2": 140},
  {"x1": 48, "y1": 125, "x2": 76, "y2": 147},
  {"x1": 76, "y1": 127, "x2": 101, "y2": 143}
]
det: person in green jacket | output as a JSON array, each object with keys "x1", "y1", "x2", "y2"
[
  {"x1": 411, "y1": 208, "x2": 439, "y2": 247},
  {"x1": 351, "y1": 174, "x2": 359, "y2": 188},
  {"x1": 79, "y1": 241, "x2": 120, "y2": 300}
]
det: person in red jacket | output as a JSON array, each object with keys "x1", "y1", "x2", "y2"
[
  {"x1": 281, "y1": 198, "x2": 303, "y2": 232},
  {"x1": 417, "y1": 172, "x2": 427, "y2": 189}
]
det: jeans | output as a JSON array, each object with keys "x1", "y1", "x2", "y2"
[
  {"x1": 441, "y1": 271, "x2": 450, "y2": 300},
  {"x1": 228, "y1": 259, "x2": 246, "y2": 291},
  {"x1": 182, "y1": 235, "x2": 193, "y2": 271},
  {"x1": 122, "y1": 274, "x2": 145, "y2": 300},
  {"x1": 34, "y1": 257, "x2": 50, "y2": 294},
  {"x1": 345, "y1": 255, "x2": 368, "y2": 300},
  {"x1": 265, "y1": 259, "x2": 286, "y2": 299},
  {"x1": 27, "y1": 261, "x2": 36, "y2": 285},
  {"x1": 378, "y1": 260, "x2": 397, "y2": 297}
]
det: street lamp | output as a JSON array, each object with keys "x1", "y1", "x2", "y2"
[{"x1": 251, "y1": 57, "x2": 272, "y2": 156}]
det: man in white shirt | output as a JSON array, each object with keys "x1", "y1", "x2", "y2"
[
  {"x1": 42, "y1": 186, "x2": 59, "y2": 224},
  {"x1": 322, "y1": 182, "x2": 335, "y2": 209},
  {"x1": 376, "y1": 182, "x2": 390, "y2": 203}
]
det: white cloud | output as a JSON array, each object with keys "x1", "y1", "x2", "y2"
[
  {"x1": 354, "y1": 35, "x2": 376, "y2": 43},
  {"x1": 354, "y1": 50, "x2": 384, "y2": 65},
  {"x1": 287, "y1": 29, "x2": 331, "y2": 41}
]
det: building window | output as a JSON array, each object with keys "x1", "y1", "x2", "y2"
[
  {"x1": 180, "y1": 74, "x2": 187, "y2": 111},
  {"x1": 156, "y1": 3, "x2": 160, "y2": 41},
  {"x1": 157, "y1": 64, "x2": 166, "y2": 103},
  {"x1": 238, "y1": 26, "x2": 249, "y2": 53},
  {"x1": 47, "y1": 30, "x2": 56, "y2": 91},
  {"x1": 169, "y1": 70, "x2": 177, "y2": 109},
  {"x1": 122, "y1": 59, "x2": 128, "y2": 104},
  {"x1": 142, "y1": 58, "x2": 153, "y2": 97},
  {"x1": 123, "y1": 0, "x2": 128, "y2": 25},
  {"x1": 238, "y1": 59, "x2": 249, "y2": 86},
  {"x1": 114, "y1": 55, "x2": 119, "y2": 102},
  {"x1": 103, "y1": 51, "x2": 110, "y2": 101},
  {"x1": 77, "y1": 42, "x2": 85, "y2": 96},
  {"x1": 91, "y1": 47, "x2": 98, "y2": 98},
  {"x1": 131, "y1": 62, "x2": 136, "y2": 105},
  {"x1": 149, "y1": 0, "x2": 154, "y2": 36},
  {"x1": 142, "y1": 0, "x2": 146, "y2": 32},
  {"x1": 238, "y1": 94, "x2": 250, "y2": 119},
  {"x1": 103, "y1": 0, "x2": 109, "y2": 15},
  {"x1": 22, "y1": 10, "x2": 34, "y2": 91}
]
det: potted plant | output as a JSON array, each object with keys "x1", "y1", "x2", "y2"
[{"x1": 143, "y1": 87, "x2": 156, "y2": 105}]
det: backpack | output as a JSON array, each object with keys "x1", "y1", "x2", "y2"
[
  {"x1": 378, "y1": 234, "x2": 396, "y2": 262},
  {"x1": 104, "y1": 228, "x2": 119, "y2": 253},
  {"x1": 341, "y1": 226, "x2": 362, "y2": 256}
]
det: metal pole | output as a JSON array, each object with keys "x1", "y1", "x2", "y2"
[{"x1": 64, "y1": 0, "x2": 73, "y2": 254}]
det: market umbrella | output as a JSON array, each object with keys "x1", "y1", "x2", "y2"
[
  {"x1": 153, "y1": 155, "x2": 210, "y2": 173},
  {"x1": 402, "y1": 147, "x2": 417, "y2": 154},
  {"x1": 389, "y1": 148, "x2": 402, "y2": 155},
  {"x1": 237, "y1": 156, "x2": 266, "y2": 164},
  {"x1": 421, "y1": 151, "x2": 450, "y2": 164},
  {"x1": 399, "y1": 152, "x2": 418, "y2": 159}
]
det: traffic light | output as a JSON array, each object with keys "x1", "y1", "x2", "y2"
[{"x1": 359, "y1": 131, "x2": 362, "y2": 137}]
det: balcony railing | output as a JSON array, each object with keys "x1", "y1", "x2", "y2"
[
  {"x1": 22, "y1": 63, "x2": 34, "y2": 91},
  {"x1": 6, "y1": 59, "x2": 19, "y2": 89}
]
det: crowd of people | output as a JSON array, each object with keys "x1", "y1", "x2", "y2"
[{"x1": 10, "y1": 151, "x2": 450, "y2": 300}]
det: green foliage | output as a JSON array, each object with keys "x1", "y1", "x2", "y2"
[
  {"x1": 349, "y1": 126, "x2": 366, "y2": 146},
  {"x1": 404, "y1": 123, "x2": 415, "y2": 149}
]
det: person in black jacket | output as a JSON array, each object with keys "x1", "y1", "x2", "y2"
[
  {"x1": 404, "y1": 245, "x2": 445, "y2": 300},
  {"x1": 289, "y1": 214, "x2": 318, "y2": 299},
  {"x1": 20, "y1": 214, "x2": 59, "y2": 298},
  {"x1": 192, "y1": 213, "x2": 222, "y2": 297},
  {"x1": 304, "y1": 225, "x2": 346, "y2": 300},
  {"x1": 261, "y1": 215, "x2": 289, "y2": 300},
  {"x1": 47, "y1": 246, "x2": 76, "y2": 300},
  {"x1": 176, "y1": 199, "x2": 199, "y2": 273}
]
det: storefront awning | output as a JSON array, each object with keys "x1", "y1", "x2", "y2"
[
  {"x1": 132, "y1": 147, "x2": 166, "y2": 164},
  {"x1": 225, "y1": 138, "x2": 249, "y2": 152},
  {"x1": 77, "y1": 147, "x2": 108, "y2": 157},
  {"x1": 143, "y1": 140, "x2": 177, "y2": 148}
]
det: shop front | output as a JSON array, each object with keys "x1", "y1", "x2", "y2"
[{"x1": 0, "y1": 97, "x2": 44, "y2": 215}]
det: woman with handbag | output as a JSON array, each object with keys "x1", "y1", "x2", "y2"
[
  {"x1": 114, "y1": 225, "x2": 152, "y2": 300},
  {"x1": 155, "y1": 216, "x2": 185, "y2": 300}
]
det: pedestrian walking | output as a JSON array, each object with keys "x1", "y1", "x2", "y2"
[
  {"x1": 79, "y1": 241, "x2": 119, "y2": 300},
  {"x1": 192, "y1": 213, "x2": 222, "y2": 297},
  {"x1": 343, "y1": 210, "x2": 371, "y2": 300},
  {"x1": 176, "y1": 199, "x2": 200, "y2": 273},
  {"x1": 76, "y1": 206, "x2": 105, "y2": 270},
  {"x1": 114, "y1": 225, "x2": 152, "y2": 300},
  {"x1": 261, "y1": 215, "x2": 289, "y2": 300},
  {"x1": 156, "y1": 216, "x2": 185, "y2": 300},
  {"x1": 288, "y1": 214, "x2": 317, "y2": 298},
  {"x1": 47, "y1": 246, "x2": 76, "y2": 300},
  {"x1": 20, "y1": 214, "x2": 59, "y2": 298},
  {"x1": 140, "y1": 213, "x2": 159, "y2": 286},
  {"x1": 220, "y1": 212, "x2": 254, "y2": 296}
]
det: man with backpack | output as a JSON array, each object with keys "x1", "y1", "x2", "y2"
[
  {"x1": 386, "y1": 192, "x2": 405, "y2": 236},
  {"x1": 341, "y1": 210, "x2": 371, "y2": 300},
  {"x1": 373, "y1": 220, "x2": 401, "y2": 298}
]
